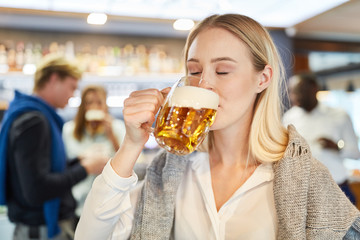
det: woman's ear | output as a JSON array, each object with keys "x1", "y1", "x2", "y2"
[{"x1": 256, "y1": 65, "x2": 272, "y2": 93}]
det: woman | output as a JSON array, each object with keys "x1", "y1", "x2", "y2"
[
  {"x1": 62, "y1": 85, "x2": 125, "y2": 219},
  {"x1": 75, "y1": 14, "x2": 360, "y2": 239},
  {"x1": 63, "y1": 85, "x2": 125, "y2": 159}
]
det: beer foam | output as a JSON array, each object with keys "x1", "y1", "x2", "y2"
[
  {"x1": 85, "y1": 109, "x2": 105, "y2": 121},
  {"x1": 169, "y1": 86, "x2": 219, "y2": 110}
]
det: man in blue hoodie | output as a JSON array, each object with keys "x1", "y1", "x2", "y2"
[{"x1": 0, "y1": 55, "x2": 107, "y2": 240}]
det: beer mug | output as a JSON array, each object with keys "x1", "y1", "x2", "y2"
[{"x1": 153, "y1": 75, "x2": 219, "y2": 155}]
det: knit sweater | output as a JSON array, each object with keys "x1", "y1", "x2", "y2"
[{"x1": 130, "y1": 125, "x2": 360, "y2": 239}]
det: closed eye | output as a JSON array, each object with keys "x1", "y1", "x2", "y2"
[
  {"x1": 217, "y1": 72, "x2": 228, "y2": 75},
  {"x1": 189, "y1": 72, "x2": 201, "y2": 75}
]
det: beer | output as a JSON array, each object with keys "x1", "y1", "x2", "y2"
[{"x1": 154, "y1": 86, "x2": 219, "y2": 155}]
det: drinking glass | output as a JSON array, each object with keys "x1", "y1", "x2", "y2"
[{"x1": 153, "y1": 75, "x2": 219, "y2": 155}]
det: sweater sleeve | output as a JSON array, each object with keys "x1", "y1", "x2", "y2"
[
  {"x1": 275, "y1": 125, "x2": 360, "y2": 239},
  {"x1": 10, "y1": 112, "x2": 87, "y2": 205},
  {"x1": 305, "y1": 156, "x2": 360, "y2": 238}
]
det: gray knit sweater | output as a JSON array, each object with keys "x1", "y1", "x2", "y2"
[{"x1": 130, "y1": 125, "x2": 360, "y2": 239}]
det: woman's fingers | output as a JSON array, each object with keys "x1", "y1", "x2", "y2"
[
  {"x1": 122, "y1": 88, "x2": 166, "y2": 144},
  {"x1": 124, "y1": 109, "x2": 156, "y2": 129},
  {"x1": 128, "y1": 88, "x2": 164, "y2": 104},
  {"x1": 123, "y1": 101, "x2": 158, "y2": 115},
  {"x1": 160, "y1": 87, "x2": 171, "y2": 96},
  {"x1": 124, "y1": 89, "x2": 164, "y2": 117}
]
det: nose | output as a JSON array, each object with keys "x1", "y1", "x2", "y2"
[{"x1": 199, "y1": 77, "x2": 215, "y2": 92}]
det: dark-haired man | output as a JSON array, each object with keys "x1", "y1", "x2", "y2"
[{"x1": 283, "y1": 73, "x2": 360, "y2": 205}]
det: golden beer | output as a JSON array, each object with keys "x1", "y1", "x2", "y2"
[{"x1": 154, "y1": 86, "x2": 219, "y2": 155}]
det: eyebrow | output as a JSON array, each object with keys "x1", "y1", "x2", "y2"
[{"x1": 187, "y1": 57, "x2": 237, "y2": 63}]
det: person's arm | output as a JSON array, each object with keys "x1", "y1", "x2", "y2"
[
  {"x1": 306, "y1": 156, "x2": 360, "y2": 237},
  {"x1": 12, "y1": 113, "x2": 107, "y2": 206},
  {"x1": 111, "y1": 119, "x2": 126, "y2": 150},
  {"x1": 11, "y1": 112, "x2": 88, "y2": 205},
  {"x1": 110, "y1": 88, "x2": 167, "y2": 178},
  {"x1": 74, "y1": 161, "x2": 142, "y2": 240},
  {"x1": 109, "y1": 133, "x2": 120, "y2": 152},
  {"x1": 317, "y1": 137, "x2": 339, "y2": 151},
  {"x1": 62, "y1": 120, "x2": 109, "y2": 173},
  {"x1": 75, "y1": 88, "x2": 168, "y2": 239}
]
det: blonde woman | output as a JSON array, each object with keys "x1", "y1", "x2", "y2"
[{"x1": 75, "y1": 14, "x2": 360, "y2": 239}]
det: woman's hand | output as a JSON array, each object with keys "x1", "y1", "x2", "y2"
[
  {"x1": 317, "y1": 137, "x2": 340, "y2": 151},
  {"x1": 79, "y1": 150, "x2": 109, "y2": 175},
  {"x1": 110, "y1": 87, "x2": 169, "y2": 178},
  {"x1": 122, "y1": 88, "x2": 168, "y2": 147}
]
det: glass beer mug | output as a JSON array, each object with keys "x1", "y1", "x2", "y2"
[{"x1": 153, "y1": 75, "x2": 219, "y2": 155}]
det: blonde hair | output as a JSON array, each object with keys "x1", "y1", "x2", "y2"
[
  {"x1": 73, "y1": 85, "x2": 108, "y2": 141},
  {"x1": 33, "y1": 54, "x2": 82, "y2": 92},
  {"x1": 185, "y1": 14, "x2": 289, "y2": 163}
]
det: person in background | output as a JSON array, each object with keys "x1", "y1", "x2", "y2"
[
  {"x1": 0, "y1": 55, "x2": 108, "y2": 240},
  {"x1": 283, "y1": 73, "x2": 360, "y2": 205},
  {"x1": 62, "y1": 85, "x2": 126, "y2": 220},
  {"x1": 75, "y1": 14, "x2": 360, "y2": 239}
]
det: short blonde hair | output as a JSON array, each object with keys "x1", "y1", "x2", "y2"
[
  {"x1": 185, "y1": 14, "x2": 289, "y2": 163},
  {"x1": 33, "y1": 54, "x2": 82, "y2": 91}
]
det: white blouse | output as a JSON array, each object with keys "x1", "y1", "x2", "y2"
[
  {"x1": 75, "y1": 152, "x2": 277, "y2": 240},
  {"x1": 62, "y1": 119, "x2": 126, "y2": 216},
  {"x1": 283, "y1": 104, "x2": 360, "y2": 184},
  {"x1": 62, "y1": 119, "x2": 126, "y2": 159}
]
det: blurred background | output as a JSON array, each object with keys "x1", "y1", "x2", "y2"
[{"x1": 1, "y1": 0, "x2": 360, "y2": 238}]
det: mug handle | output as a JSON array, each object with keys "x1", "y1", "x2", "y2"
[{"x1": 145, "y1": 78, "x2": 182, "y2": 136}]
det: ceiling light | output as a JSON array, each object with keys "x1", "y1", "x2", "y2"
[
  {"x1": 285, "y1": 27, "x2": 297, "y2": 37},
  {"x1": 173, "y1": 19, "x2": 194, "y2": 31},
  {"x1": 87, "y1": 13, "x2": 107, "y2": 25},
  {"x1": 0, "y1": 1, "x2": 349, "y2": 28}
]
